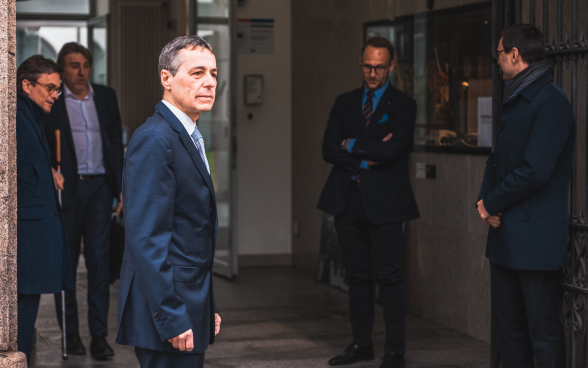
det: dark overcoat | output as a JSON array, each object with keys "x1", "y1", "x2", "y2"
[
  {"x1": 16, "y1": 92, "x2": 74, "y2": 294},
  {"x1": 44, "y1": 84, "x2": 124, "y2": 210},
  {"x1": 317, "y1": 84, "x2": 420, "y2": 224},
  {"x1": 478, "y1": 72, "x2": 576, "y2": 270},
  {"x1": 116, "y1": 102, "x2": 217, "y2": 354}
]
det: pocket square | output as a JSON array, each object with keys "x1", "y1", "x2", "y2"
[{"x1": 378, "y1": 113, "x2": 389, "y2": 124}]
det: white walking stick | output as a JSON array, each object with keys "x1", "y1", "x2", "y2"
[{"x1": 56, "y1": 129, "x2": 68, "y2": 361}]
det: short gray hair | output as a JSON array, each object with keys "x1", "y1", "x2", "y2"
[{"x1": 158, "y1": 35, "x2": 213, "y2": 92}]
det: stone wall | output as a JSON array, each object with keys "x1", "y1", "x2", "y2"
[{"x1": 0, "y1": 0, "x2": 26, "y2": 365}]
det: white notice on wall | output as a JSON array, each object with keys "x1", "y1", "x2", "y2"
[
  {"x1": 477, "y1": 97, "x2": 492, "y2": 147},
  {"x1": 415, "y1": 163, "x2": 426, "y2": 179},
  {"x1": 237, "y1": 19, "x2": 275, "y2": 54}
]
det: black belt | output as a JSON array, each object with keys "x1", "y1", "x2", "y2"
[
  {"x1": 350, "y1": 181, "x2": 361, "y2": 191},
  {"x1": 78, "y1": 174, "x2": 105, "y2": 180}
]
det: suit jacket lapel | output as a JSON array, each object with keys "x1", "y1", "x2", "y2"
[
  {"x1": 92, "y1": 85, "x2": 112, "y2": 159},
  {"x1": 365, "y1": 85, "x2": 394, "y2": 137},
  {"x1": 155, "y1": 101, "x2": 217, "y2": 203},
  {"x1": 21, "y1": 107, "x2": 52, "y2": 165},
  {"x1": 56, "y1": 94, "x2": 76, "y2": 157},
  {"x1": 351, "y1": 88, "x2": 365, "y2": 138}
]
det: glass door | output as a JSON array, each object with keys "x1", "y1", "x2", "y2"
[{"x1": 193, "y1": 0, "x2": 237, "y2": 278}]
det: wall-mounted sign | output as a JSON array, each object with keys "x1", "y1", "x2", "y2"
[
  {"x1": 244, "y1": 74, "x2": 263, "y2": 105},
  {"x1": 237, "y1": 18, "x2": 274, "y2": 54},
  {"x1": 477, "y1": 97, "x2": 492, "y2": 147}
]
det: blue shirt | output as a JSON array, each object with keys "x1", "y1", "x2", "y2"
[
  {"x1": 64, "y1": 84, "x2": 105, "y2": 175},
  {"x1": 346, "y1": 81, "x2": 390, "y2": 171}
]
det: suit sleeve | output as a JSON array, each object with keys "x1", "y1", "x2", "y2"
[
  {"x1": 322, "y1": 96, "x2": 362, "y2": 173},
  {"x1": 123, "y1": 130, "x2": 193, "y2": 341},
  {"x1": 350, "y1": 100, "x2": 417, "y2": 163},
  {"x1": 109, "y1": 89, "x2": 124, "y2": 194},
  {"x1": 482, "y1": 96, "x2": 575, "y2": 216},
  {"x1": 476, "y1": 152, "x2": 496, "y2": 206},
  {"x1": 43, "y1": 112, "x2": 57, "y2": 169}
]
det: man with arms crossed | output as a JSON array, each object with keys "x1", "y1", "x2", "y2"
[
  {"x1": 318, "y1": 37, "x2": 419, "y2": 368},
  {"x1": 116, "y1": 35, "x2": 221, "y2": 367},
  {"x1": 477, "y1": 24, "x2": 575, "y2": 367}
]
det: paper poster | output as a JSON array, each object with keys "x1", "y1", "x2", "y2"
[
  {"x1": 237, "y1": 19, "x2": 275, "y2": 54},
  {"x1": 477, "y1": 97, "x2": 492, "y2": 147}
]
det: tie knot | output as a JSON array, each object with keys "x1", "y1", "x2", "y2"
[
  {"x1": 191, "y1": 126, "x2": 202, "y2": 141},
  {"x1": 367, "y1": 90, "x2": 375, "y2": 98}
]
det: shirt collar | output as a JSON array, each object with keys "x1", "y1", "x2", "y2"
[
  {"x1": 364, "y1": 80, "x2": 390, "y2": 99},
  {"x1": 64, "y1": 83, "x2": 94, "y2": 100},
  {"x1": 161, "y1": 100, "x2": 196, "y2": 136}
]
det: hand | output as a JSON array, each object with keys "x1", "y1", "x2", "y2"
[
  {"x1": 167, "y1": 329, "x2": 193, "y2": 352},
  {"x1": 51, "y1": 168, "x2": 64, "y2": 190},
  {"x1": 114, "y1": 193, "x2": 123, "y2": 217},
  {"x1": 485, "y1": 215, "x2": 502, "y2": 229},
  {"x1": 342, "y1": 138, "x2": 352, "y2": 150},
  {"x1": 382, "y1": 133, "x2": 393, "y2": 142},
  {"x1": 476, "y1": 200, "x2": 490, "y2": 220},
  {"x1": 215, "y1": 313, "x2": 221, "y2": 336}
]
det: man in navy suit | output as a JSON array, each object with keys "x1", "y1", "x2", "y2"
[
  {"x1": 318, "y1": 37, "x2": 419, "y2": 368},
  {"x1": 116, "y1": 35, "x2": 221, "y2": 368},
  {"x1": 477, "y1": 25, "x2": 575, "y2": 367},
  {"x1": 16, "y1": 55, "x2": 74, "y2": 363},
  {"x1": 44, "y1": 43, "x2": 123, "y2": 359}
]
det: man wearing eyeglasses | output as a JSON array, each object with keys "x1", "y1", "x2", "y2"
[
  {"x1": 16, "y1": 55, "x2": 74, "y2": 363},
  {"x1": 44, "y1": 43, "x2": 124, "y2": 360},
  {"x1": 318, "y1": 37, "x2": 419, "y2": 368}
]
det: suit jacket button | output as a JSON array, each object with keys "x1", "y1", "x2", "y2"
[
  {"x1": 154, "y1": 312, "x2": 160, "y2": 321},
  {"x1": 498, "y1": 126, "x2": 504, "y2": 132},
  {"x1": 54, "y1": 211, "x2": 59, "y2": 217}
]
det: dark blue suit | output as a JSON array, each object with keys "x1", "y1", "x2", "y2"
[
  {"x1": 478, "y1": 71, "x2": 575, "y2": 367},
  {"x1": 116, "y1": 101, "x2": 217, "y2": 364},
  {"x1": 318, "y1": 84, "x2": 419, "y2": 355},
  {"x1": 44, "y1": 84, "x2": 124, "y2": 336},
  {"x1": 16, "y1": 92, "x2": 74, "y2": 361}
]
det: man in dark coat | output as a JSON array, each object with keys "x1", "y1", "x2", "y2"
[
  {"x1": 16, "y1": 55, "x2": 74, "y2": 363},
  {"x1": 44, "y1": 43, "x2": 124, "y2": 359},
  {"x1": 477, "y1": 24, "x2": 575, "y2": 367},
  {"x1": 318, "y1": 37, "x2": 419, "y2": 368}
]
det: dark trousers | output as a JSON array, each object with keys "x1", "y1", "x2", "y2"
[
  {"x1": 135, "y1": 347, "x2": 204, "y2": 368},
  {"x1": 18, "y1": 294, "x2": 41, "y2": 363},
  {"x1": 334, "y1": 189, "x2": 406, "y2": 355},
  {"x1": 491, "y1": 262, "x2": 565, "y2": 368},
  {"x1": 54, "y1": 176, "x2": 112, "y2": 336}
]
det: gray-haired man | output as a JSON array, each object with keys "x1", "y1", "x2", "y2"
[{"x1": 116, "y1": 35, "x2": 221, "y2": 367}]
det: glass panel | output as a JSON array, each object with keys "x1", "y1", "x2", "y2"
[
  {"x1": 366, "y1": 5, "x2": 493, "y2": 150},
  {"x1": 16, "y1": 22, "x2": 88, "y2": 67},
  {"x1": 16, "y1": 0, "x2": 90, "y2": 14},
  {"x1": 197, "y1": 24, "x2": 232, "y2": 269},
  {"x1": 90, "y1": 19, "x2": 108, "y2": 85},
  {"x1": 197, "y1": 0, "x2": 229, "y2": 18}
]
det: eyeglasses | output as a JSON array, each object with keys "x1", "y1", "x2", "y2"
[
  {"x1": 29, "y1": 80, "x2": 62, "y2": 96},
  {"x1": 494, "y1": 49, "x2": 506, "y2": 60},
  {"x1": 361, "y1": 63, "x2": 390, "y2": 76}
]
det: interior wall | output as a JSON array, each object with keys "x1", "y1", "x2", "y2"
[
  {"x1": 236, "y1": 0, "x2": 292, "y2": 264},
  {"x1": 291, "y1": 0, "x2": 491, "y2": 342}
]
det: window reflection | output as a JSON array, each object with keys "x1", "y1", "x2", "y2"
[{"x1": 366, "y1": 4, "x2": 493, "y2": 151}]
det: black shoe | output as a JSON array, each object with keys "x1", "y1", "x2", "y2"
[
  {"x1": 65, "y1": 332, "x2": 86, "y2": 355},
  {"x1": 90, "y1": 336, "x2": 115, "y2": 360},
  {"x1": 328, "y1": 344, "x2": 374, "y2": 366},
  {"x1": 379, "y1": 353, "x2": 405, "y2": 368}
]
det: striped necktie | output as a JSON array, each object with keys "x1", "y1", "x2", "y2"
[
  {"x1": 190, "y1": 126, "x2": 210, "y2": 175},
  {"x1": 363, "y1": 90, "x2": 375, "y2": 129}
]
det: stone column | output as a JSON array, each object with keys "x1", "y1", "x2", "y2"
[{"x1": 0, "y1": 0, "x2": 26, "y2": 366}]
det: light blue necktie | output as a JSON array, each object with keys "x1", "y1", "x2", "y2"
[{"x1": 190, "y1": 125, "x2": 210, "y2": 174}]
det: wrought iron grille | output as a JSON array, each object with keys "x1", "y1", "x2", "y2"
[{"x1": 491, "y1": 0, "x2": 588, "y2": 366}]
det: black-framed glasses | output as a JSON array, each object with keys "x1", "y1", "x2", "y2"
[
  {"x1": 361, "y1": 63, "x2": 390, "y2": 76},
  {"x1": 29, "y1": 80, "x2": 62, "y2": 96},
  {"x1": 494, "y1": 49, "x2": 506, "y2": 60}
]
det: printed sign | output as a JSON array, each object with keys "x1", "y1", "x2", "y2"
[
  {"x1": 478, "y1": 97, "x2": 492, "y2": 147},
  {"x1": 237, "y1": 18, "x2": 275, "y2": 54}
]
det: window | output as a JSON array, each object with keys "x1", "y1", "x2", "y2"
[{"x1": 365, "y1": 3, "x2": 493, "y2": 154}]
